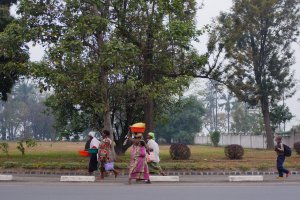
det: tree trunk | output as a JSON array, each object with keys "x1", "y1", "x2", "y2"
[
  {"x1": 260, "y1": 95, "x2": 274, "y2": 149},
  {"x1": 114, "y1": 140, "x2": 131, "y2": 155},
  {"x1": 142, "y1": 25, "x2": 155, "y2": 136},
  {"x1": 143, "y1": 95, "x2": 154, "y2": 135}
]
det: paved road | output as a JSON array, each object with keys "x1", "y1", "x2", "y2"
[
  {"x1": 1, "y1": 173, "x2": 300, "y2": 200},
  {"x1": 1, "y1": 181, "x2": 300, "y2": 200}
]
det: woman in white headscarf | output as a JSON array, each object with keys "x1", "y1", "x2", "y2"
[
  {"x1": 146, "y1": 132, "x2": 165, "y2": 176},
  {"x1": 87, "y1": 131, "x2": 100, "y2": 175}
]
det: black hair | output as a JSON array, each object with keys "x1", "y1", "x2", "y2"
[
  {"x1": 139, "y1": 140, "x2": 146, "y2": 147},
  {"x1": 102, "y1": 130, "x2": 110, "y2": 137}
]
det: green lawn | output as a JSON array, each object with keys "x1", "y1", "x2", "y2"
[{"x1": 1, "y1": 142, "x2": 300, "y2": 171}]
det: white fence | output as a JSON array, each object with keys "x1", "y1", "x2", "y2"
[{"x1": 194, "y1": 132, "x2": 300, "y2": 149}]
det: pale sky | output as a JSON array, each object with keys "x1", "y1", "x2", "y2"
[{"x1": 26, "y1": 0, "x2": 300, "y2": 129}]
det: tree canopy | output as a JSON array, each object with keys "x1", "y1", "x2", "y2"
[
  {"x1": 208, "y1": 0, "x2": 300, "y2": 148},
  {"x1": 17, "y1": 0, "x2": 210, "y2": 153},
  {"x1": 0, "y1": 0, "x2": 29, "y2": 101}
]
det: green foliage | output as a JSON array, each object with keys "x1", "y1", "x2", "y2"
[
  {"x1": 294, "y1": 141, "x2": 300, "y2": 155},
  {"x1": 60, "y1": 162, "x2": 83, "y2": 170},
  {"x1": 17, "y1": 0, "x2": 207, "y2": 153},
  {"x1": 210, "y1": 131, "x2": 220, "y2": 147},
  {"x1": 0, "y1": 142, "x2": 9, "y2": 156},
  {"x1": 169, "y1": 143, "x2": 191, "y2": 160},
  {"x1": 25, "y1": 138, "x2": 37, "y2": 148},
  {"x1": 16, "y1": 140, "x2": 25, "y2": 155},
  {"x1": 156, "y1": 96, "x2": 205, "y2": 144},
  {"x1": 2, "y1": 161, "x2": 18, "y2": 168},
  {"x1": 0, "y1": 1, "x2": 29, "y2": 101},
  {"x1": 270, "y1": 104, "x2": 293, "y2": 131},
  {"x1": 224, "y1": 144, "x2": 244, "y2": 160},
  {"x1": 44, "y1": 95, "x2": 93, "y2": 140},
  {"x1": 16, "y1": 138, "x2": 37, "y2": 155}
]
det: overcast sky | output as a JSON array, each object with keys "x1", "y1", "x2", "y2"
[{"x1": 25, "y1": 0, "x2": 300, "y2": 129}]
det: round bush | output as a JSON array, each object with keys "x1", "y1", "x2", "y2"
[
  {"x1": 169, "y1": 143, "x2": 191, "y2": 160},
  {"x1": 224, "y1": 144, "x2": 244, "y2": 160},
  {"x1": 293, "y1": 141, "x2": 300, "y2": 155}
]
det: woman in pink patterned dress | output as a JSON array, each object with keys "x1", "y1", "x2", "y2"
[
  {"x1": 98, "y1": 130, "x2": 119, "y2": 179},
  {"x1": 128, "y1": 140, "x2": 151, "y2": 184}
]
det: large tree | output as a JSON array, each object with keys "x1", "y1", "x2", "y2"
[
  {"x1": 0, "y1": 0, "x2": 28, "y2": 101},
  {"x1": 18, "y1": 0, "x2": 210, "y2": 153},
  {"x1": 18, "y1": 0, "x2": 134, "y2": 139},
  {"x1": 113, "y1": 0, "x2": 208, "y2": 134},
  {"x1": 209, "y1": 0, "x2": 300, "y2": 148}
]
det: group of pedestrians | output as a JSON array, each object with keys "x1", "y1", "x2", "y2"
[
  {"x1": 86, "y1": 129, "x2": 164, "y2": 184},
  {"x1": 85, "y1": 130, "x2": 119, "y2": 179},
  {"x1": 86, "y1": 130, "x2": 290, "y2": 182}
]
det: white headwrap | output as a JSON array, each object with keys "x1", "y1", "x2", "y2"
[{"x1": 88, "y1": 131, "x2": 96, "y2": 138}]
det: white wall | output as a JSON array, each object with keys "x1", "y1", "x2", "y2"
[{"x1": 194, "y1": 132, "x2": 300, "y2": 149}]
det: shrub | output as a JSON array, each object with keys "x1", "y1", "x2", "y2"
[
  {"x1": 293, "y1": 141, "x2": 300, "y2": 155},
  {"x1": 2, "y1": 161, "x2": 18, "y2": 168},
  {"x1": 16, "y1": 141, "x2": 25, "y2": 155},
  {"x1": 0, "y1": 142, "x2": 9, "y2": 156},
  {"x1": 224, "y1": 144, "x2": 244, "y2": 160},
  {"x1": 16, "y1": 139, "x2": 38, "y2": 156},
  {"x1": 210, "y1": 131, "x2": 220, "y2": 147},
  {"x1": 22, "y1": 163, "x2": 38, "y2": 169},
  {"x1": 169, "y1": 143, "x2": 191, "y2": 160}
]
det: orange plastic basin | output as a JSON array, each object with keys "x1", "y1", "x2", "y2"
[
  {"x1": 130, "y1": 126, "x2": 145, "y2": 133},
  {"x1": 79, "y1": 150, "x2": 89, "y2": 157}
]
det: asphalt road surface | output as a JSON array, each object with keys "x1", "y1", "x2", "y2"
[{"x1": 1, "y1": 182, "x2": 299, "y2": 200}]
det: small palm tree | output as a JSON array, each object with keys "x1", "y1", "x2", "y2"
[{"x1": 219, "y1": 93, "x2": 234, "y2": 134}]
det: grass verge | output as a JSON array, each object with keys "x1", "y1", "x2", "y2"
[{"x1": 0, "y1": 142, "x2": 299, "y2": 172}]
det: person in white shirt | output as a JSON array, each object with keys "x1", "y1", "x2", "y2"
[
  {"x1": 88, "y1": 131, "x2": 100, "y2": 175},
  {"x1": 146, "y1": 132, "x2": 165, "y2": 176}
]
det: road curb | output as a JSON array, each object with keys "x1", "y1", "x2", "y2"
[
  {"x1": 0, "y1": 174, "x2": 13, "y2": 181},
  {"x1": 1, "y1": 169, "x2": 300, "y2": 176},
  {"x1": 60, "y1": 176, "x2": 95, "y2": 182},
  {"x1": 228, "y1": 175, "x2": 264, "y2": 182},
  {"x1": 150, "y1": 176, "x2": 179, "y2": 182}
]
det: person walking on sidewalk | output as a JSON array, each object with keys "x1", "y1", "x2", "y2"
[
  {"x1": 98, "y1": 130, "x2": 119, "y2": 179},
  {"x1": 88, "y1": 131, "x2": 100, "y2": 175},
  {"x1": 128, "y1": 136, "x2": 151, "y2": 184},
  {"x1": 146, "y1": 132, "x2": 165, "y2": 176},
  {"x1": 274, "y1": 135, "x2": 291, "y2": 179}
]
